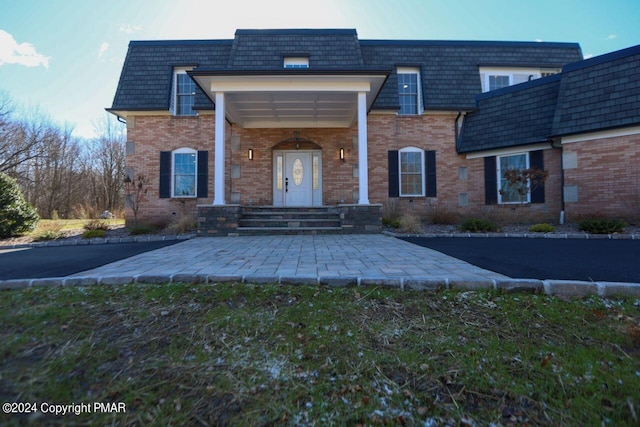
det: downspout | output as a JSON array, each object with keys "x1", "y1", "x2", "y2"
[
  {"x1": 117, "y1": 116, "x2": 126, "y2": 125},
  {"x1": 454, "y1": 111, "x2": 463, "y2": 152},
  {"x1": 550, "y1": 138, "x2": 565, "y2": 224}
]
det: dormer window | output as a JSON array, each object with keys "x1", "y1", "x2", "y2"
[
  {"x1": 171, "y1": 68, "x2": 196, "y2": 116},
  {"x1": 479, "y1": 67, "x2": 560, "y2": 92},
  {"x1": 283, "y1": 57, "x2": 309, "y2": 69},
  {"x1": 397, "y1": 67, "x2": 422, "y2": 115}
]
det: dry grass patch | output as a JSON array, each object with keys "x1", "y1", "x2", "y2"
[{"x1": 1, "y1": 283, "x2": 639, "y2": 426}]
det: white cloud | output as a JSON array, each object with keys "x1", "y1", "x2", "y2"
[
  {"x1": 584, "y1": 53, "x2": 594, "y2": 59},
  {"x1": 119, "y1": 23, "x2": 142, "y2": 34},
  {"x1": 607, "y1": 34, "x2": 617, "y2": 40},
  {"x1": 98, "y1": 42, "x2": 110, "y2": 59},
  {"x1": 0, "y1": 29, "x2": 50, "y2": 68}
]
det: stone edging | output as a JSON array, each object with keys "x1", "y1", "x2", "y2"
[
  {"x1": 1, "y1": 274, "x2": 639, "y2": 298},
  {"x1": 0, "y1": 234, "x2": 196, "y2": 250},
  {"x1": 383, "y1": 230, "x2": 640, "y2": 239}
]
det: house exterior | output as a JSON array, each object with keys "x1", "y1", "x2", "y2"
[
  {"x1": 107, "y1": 29, "x2": 639, "y2": 234},
  {"x1": 459, "y1": 43, "x2": 640, "y2": 223}
]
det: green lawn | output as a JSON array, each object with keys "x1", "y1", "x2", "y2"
[{"x1": 1, "y1": 283, "x2": 639, "y2": 426}]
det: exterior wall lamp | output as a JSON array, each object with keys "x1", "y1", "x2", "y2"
[
  {"x1": 340, "y1": 147, "x2": 345, "y2": 161},
  {"x1": 248, "y1": 148, "x2": 254, "y2": 160}
]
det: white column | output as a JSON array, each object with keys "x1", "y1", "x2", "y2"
[
  {"x1": 213, "y1": 92, "x2": 225, "y2": 205},
  {"x1": 357, "y1": 91, "x2": 369, "y2": 205}
]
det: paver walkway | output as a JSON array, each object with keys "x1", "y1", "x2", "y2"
[{"x1": 73, "y1": 235, "x2": 507, "y2": 283}]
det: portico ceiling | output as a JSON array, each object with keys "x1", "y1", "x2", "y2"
[{"x1": 189, "y1": 71, "x2": 389, "y2": 128}]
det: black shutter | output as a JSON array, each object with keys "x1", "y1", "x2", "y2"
[
  {"x1": 388, "y1": 150, "x2": 399, "y2": 197},
  {"x1": 529, "y1": 150, "x2": 545, "y2": 204},
  {"x1": 159, "y1": 151, "x2": 171, "y2": 199},
  {"x1": 197, "y1": 150, "x2": 208, "y2": 198},
  {"x1": 484, "y1": 156, "x2": 497, "y2": 205},
  {"x1": 425, "y1": 150, "x2": 436, "y2": 197}
]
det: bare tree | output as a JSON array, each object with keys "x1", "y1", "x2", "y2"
[
  {"x1": 125, "y1": 174, "x2": 149, "y2": 227},
  {"x1": 90, "y1": 114, "x2": 126, "y2": 213},
  {"x1": 0, "y1": 92, "x2": 42, "y2": 176},
  {"x1": 0, "y1": 94, "x2": 126, "y2": 219}
]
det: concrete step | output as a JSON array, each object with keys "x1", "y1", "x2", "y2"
[{"x1": 235, "y1": 226, "x2": 344, "y2": 236}]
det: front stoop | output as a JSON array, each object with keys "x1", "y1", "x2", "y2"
[{"x1": 197, "y1": 204, "x2": 382, "y2": 236}]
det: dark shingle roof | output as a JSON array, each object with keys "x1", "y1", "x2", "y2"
[
  {"x1": 552, "y1": 44, "x2": 640, "y2": 136},
  {"x1": 360, "y1": 40, "x2": 582, "y2": 110},
  {"x1": 459, "y1": 43, "x2": 640, "y2": 153},
  {"x1": 227, "y1": 29, "x2": 364, "y2": 69},
  {"x1": 459, "y1": 75, "x2": 561, "y2": 153},
  {"x1": 109, "y1": 29, "x2": 583, "y2": 112},
  {"x1": 110, "y1": 40, "x2": 232, "y2": 111}
]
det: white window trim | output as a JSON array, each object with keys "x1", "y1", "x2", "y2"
[
  {"x1": 397, "y1": 67, "x2": 423, "y2": 115},
  {"x1": 283, "y1": 57, "x2": 309, "y2": 68},
  {"x1": 399, "y1": 146, "x2": 425, "y2": 197},
  {"x1": 171, "y1": 147, "x2": 197, "y2": 198},
  {"x1": 171, "y1": 68, "x2": 196, "y2": 116},
  {"x1": 497, "y1": 152, "x2": 530, "y2": 204},
  {"x1": 479, "y1": 67, "x2": 555, "y2": 92}
]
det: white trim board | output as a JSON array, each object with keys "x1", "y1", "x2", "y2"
[
  {"x1": 560, "y1": 125, "x2": 640, "y2": 144},
  {"x1": 465, "y1": 143, "x2": 551, "y2": 160}
]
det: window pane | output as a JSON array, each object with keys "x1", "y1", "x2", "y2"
[
  {"x1": 175, "y1": 175, "x2": 195, "y2": 196},
  {"x1": 176, "y1": 74, "x2": 196, "y2": 116},
  {"x1": 489, "y1": 75, "x2": 510, "y2": 91},
  {"x1": 398, "y1": 73, "x2": 419, "y2": 115},
  {"x1": 500, "y1": 154, "x2": 527, "y2": 203},
  {"x1": 312, "y1": 155, "x2": 319, "y2": 190},
  {"x1": 399, "y1": 150, "x2": 423, "y2": 196},
  {"x1": 401, "y1": 174, "x2": 422, "y2": 195},
  {"x1": 276, "y1": 156, "x2": 283, "y2": 190},
  {"x1": 174, "y1": 152, "x2": 196, "y2": 196}
]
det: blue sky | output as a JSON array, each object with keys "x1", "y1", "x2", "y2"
[{"x1": 0, "y1": 0, "x2": 638, "y2": 139}]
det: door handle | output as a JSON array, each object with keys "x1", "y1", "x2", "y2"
[{"x1": 285, "y1": 177, "x2": 289, "y2": 193}]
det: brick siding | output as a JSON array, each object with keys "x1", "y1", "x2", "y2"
[
  {"x1": 563, "y1": 132, "x2": 640, "y2": 222},
  {"x1": 126, "y1": 112, "x2": 567, "y2": 226}
]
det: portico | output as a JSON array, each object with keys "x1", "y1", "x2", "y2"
[{"x1": 189, "y1": 70, "x2": 388, "y2": 207}]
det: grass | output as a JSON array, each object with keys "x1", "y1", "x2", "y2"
[
  {"x1": 23, "y1": 219, "x2": 124, "y2": 242},
  {"x1": 35, "y1": 218, "x2": 124, "y2": 233},
  {"x1": 1, "y1": 283, "x2": 639, "y2": 426}
]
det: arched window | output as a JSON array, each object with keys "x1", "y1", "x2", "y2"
[
  {"x1": 172, "y1": 148, "x2": 197, "y2": 197},
  {"x1": 399, "y1": 147, "x2": 425, "y2": 196}
]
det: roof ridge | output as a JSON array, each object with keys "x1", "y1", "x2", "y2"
[
  {"x1": 234, "y1": 28, "x2": 357, "y2": 36},
  {"x1": 562, "y1": 43, "x2": 640, "y2": 72},
  {"x1": 129, "y1": 39, "x2": 232, "y2": 46},
  {"x1": 360, "y1": 39, "x2": 581, "y2": 48}
]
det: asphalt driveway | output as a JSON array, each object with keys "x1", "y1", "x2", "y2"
[
  {"x1": 0, "y1": 241, "x2": 180, "y2": 280},
  {"x1": 400, "y1": 237, "x2": 640, "y2": 283},
  {"x1": 2, "y1": 237, "x2": 640, "y2": 284}
]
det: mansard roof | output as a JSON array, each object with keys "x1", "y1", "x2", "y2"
[
  {"x1": 459, "y1": 75, "x2": 562, "y2": 153},
  {"x1": 459, "y1": 43, "x2": 640, "y2": 153},
  {"x1": 552, "y1": 44, "x2": 640, "y2": 137},
  {"x1": 109, "y1": 29, "x2": 582, "y2": 112}
]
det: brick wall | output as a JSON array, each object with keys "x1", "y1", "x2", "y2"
[
  {"x1": 125, "y1": 114, "x2": 217, "y2": 226},
  {"x1": 230, "y1": 127, "x2": 357, "y2": 206},
  {"x1": 126, "y1": 112, "x2": 565, "y2": 225},
  {"x1": 367, "y1": 112, "x2": 563, "y2": 223},
  {"x1": 563, "y1": 132, "x2": 640, "y2": 222}
]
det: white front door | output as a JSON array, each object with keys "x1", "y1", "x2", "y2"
[
  {"x1": 274, "y1": 150, "x2": 322, "y2": 206},
  {"x1": 284, "y1": 152, "x2": 312, "y2": 206}
]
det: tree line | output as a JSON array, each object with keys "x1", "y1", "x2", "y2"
[{"x1": 0, "y1": 91, "x2": 125, "y2": 219}]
